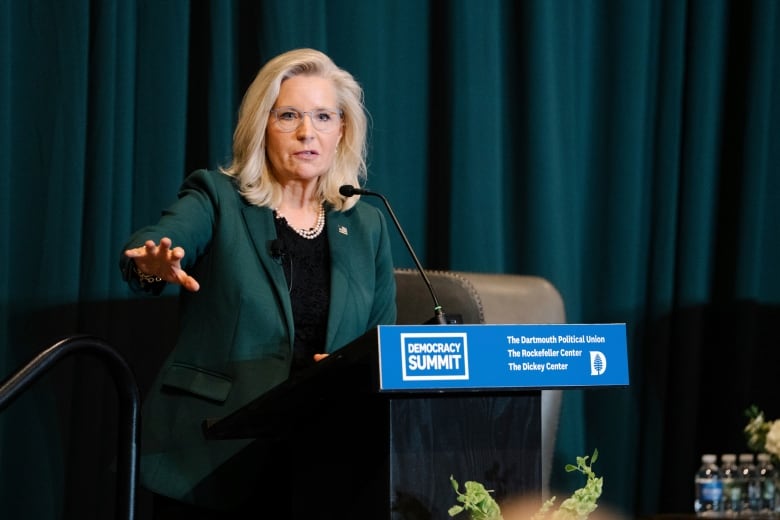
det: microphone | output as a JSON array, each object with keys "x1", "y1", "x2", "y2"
[
  {"x1": 270, "y1": 239, "x2": 286, "y2": 260},
  {"x1": 270, "y1": 238, "x2": 294, "y2": 292},
  {"x1": 339, "y1": 184, "x2": 456, "y2": 325}
]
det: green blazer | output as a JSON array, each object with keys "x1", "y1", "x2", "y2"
[{"x1": 120, "y1": 169, "x2": 397, "y2": 509}]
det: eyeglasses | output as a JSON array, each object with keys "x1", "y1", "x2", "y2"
[{"x1": 269, "y1": 106, "x2": 343, "y2": 133}]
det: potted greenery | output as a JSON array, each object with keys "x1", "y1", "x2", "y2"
[{"x1": 448, "y1": 449, "x2": 602, "y2": 520}]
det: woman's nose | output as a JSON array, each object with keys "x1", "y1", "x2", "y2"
[{"x1": 296, "y1": 114, "x2": 316, "y2": 138}]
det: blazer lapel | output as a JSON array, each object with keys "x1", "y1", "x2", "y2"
[
  {"x1": 241, "y1": 205, "x2": 295, "y2": 342},
  {"x1": 325, "y1": 209, "x2": 352, "y2": 350}
]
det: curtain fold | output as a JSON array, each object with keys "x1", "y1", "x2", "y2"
[
  {"x1": 1, "y1": 1, "x2": 779, "y2": 518},
  {"x1": 734, "y1": 1, "x2": 779, "y2": 300}
]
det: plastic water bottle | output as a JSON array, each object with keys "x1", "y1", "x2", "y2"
[
  {"x1": 720, "y1": 453, "x2": 741, "y2": 516},
  {"x1": 695, "y1": 454, "x2": 723, "y2": 515},
  {"x1": 756, "y1": 453, "x2": 777, "y2": 515},
  {"x1": 738, "y1": 453, "x2": 760, "y2": 514}
]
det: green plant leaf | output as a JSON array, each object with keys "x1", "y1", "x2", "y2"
[{"x1": 451, "y1": 449, "x2": 602, "y2": 520}]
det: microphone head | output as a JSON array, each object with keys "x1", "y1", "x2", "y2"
[
  {"x1": 269, "y1": 239, "x2": 285, "y2": 259},
  {"x1": 339, "y1": 185, "x2": 357, "y2": 197}
]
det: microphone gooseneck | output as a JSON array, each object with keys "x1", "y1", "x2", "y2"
[{"x1": 340, "y1": 184, "x2": 447, "y2": 324}]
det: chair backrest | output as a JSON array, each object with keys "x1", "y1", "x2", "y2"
[
  {"x1": 394, "y1": 268, "x2": 566, "y2": 325},
  {"x1": 393, "y1": 269, "x2": 485, "y2": 325}
]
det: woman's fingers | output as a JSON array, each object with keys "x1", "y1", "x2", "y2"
[{"x1": 177, "y1": 270, "x2": 200, "y2": 292}]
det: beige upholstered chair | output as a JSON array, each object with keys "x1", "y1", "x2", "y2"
[{"x1": 393, "y1": 268, "x2": 566, "y2": 498}]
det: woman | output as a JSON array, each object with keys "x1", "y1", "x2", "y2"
[{"x1": 120, "y1": 48, "x2": 397, "y2": 518}]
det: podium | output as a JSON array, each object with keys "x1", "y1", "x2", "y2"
[{"x1": 203, "y1": 323, "x2": 628, "y2": 519}]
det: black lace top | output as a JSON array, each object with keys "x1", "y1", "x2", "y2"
[{"x1": 273, "y1": 215, "x2": 331, "y2": 375}]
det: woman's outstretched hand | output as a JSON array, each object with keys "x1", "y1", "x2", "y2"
[{"x1": 124, "y1": 237, "x2": 201, "y2": 292}]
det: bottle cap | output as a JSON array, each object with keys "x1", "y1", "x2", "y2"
[
  {"x1": 757, "y1": 453, "x2": 771, "y2": 462},
  {"x1": 703, "y1": 454, "x2": 717, "y2": 463},
  {"x1": 721, "y1": 453, "x2": 736, "y2": 462},
  {"x1": 739, "y1": 453, "x2": 754, "y2": 463}
]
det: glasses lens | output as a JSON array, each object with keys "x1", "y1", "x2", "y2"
[
  {"x1": 273, "y1": 109, "x2": 300, "y2": 132},
  {"x1": 310, "y1": 110, "x2": 340, "y2": 132}
]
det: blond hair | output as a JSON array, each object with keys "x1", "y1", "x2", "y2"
[{"x1": 220, "y1": 48, "x2": 368, "y2": 211}]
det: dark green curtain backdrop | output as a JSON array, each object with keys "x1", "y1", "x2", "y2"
[{"x1": 1, "y1": 1, "x2": 779, "y2": 519}]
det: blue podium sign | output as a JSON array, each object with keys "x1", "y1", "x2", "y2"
[{"x1": 376, "y1": 323, "x2": 629, "y2": 391}]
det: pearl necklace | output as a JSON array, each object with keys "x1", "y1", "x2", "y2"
[{"x1": 275, "y1": 203, "x2": 326, "y2": 239}]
